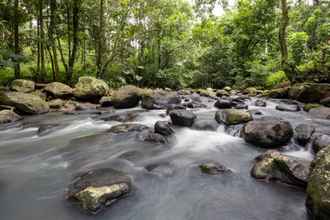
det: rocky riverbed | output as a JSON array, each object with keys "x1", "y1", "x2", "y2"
[{"x1": 0, "y1": 78, "x2": 330, "y2": 220}]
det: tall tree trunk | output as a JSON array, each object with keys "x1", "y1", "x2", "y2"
[
  {"x1": 279, "y1": 0, "x2": 289, "y2": 69},
  {"x1": 66, "y1": 0, "x2": 80, "y2": 83},
  {"x1": 13, "y1": 0, "x2": 20, "y2": 79},
  {"x1": 38, "y1": 0, "x2": 46, "y2": 82},
  {"x1": 96, "y1": 0, "x2": 104, "y2": 77},
  {"x1": 48, "y1": 0, "x2": 59, "y2": 81}
]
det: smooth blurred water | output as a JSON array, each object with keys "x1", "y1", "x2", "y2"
[{"x1": 0, "y1": 98, "x2": 327, "y2": 220}]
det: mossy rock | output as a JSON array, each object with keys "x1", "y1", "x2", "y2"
[
  {"x1": 215, "y1": 109, "x2": 252, "y2": 125},
  {"x1": 304, "y1": 103, "x2": 322, "y2": 112},
  {"x1": 264, "y1": 87, "x2": 289, "y2": 99},
  {"x1": 289, "y1": 83, "x2": 330, "y2": 103},
  {"x1": 74, "y1": 77, "x2": 109, "y2": 101},
  {"x1": 44, "y1": 82, "x2": 73, "y2": 98},
  {"x1": 0, "y1": 110, "x2": 22, "y2": 124},
  {"x1": 252, "y1": 150, "x2": 310, "y2": 187},
  {"x1": 306, "y1": 146, "x2": 330, "y2": 220},
  {"x1": 11, "y1": 79, "x2": 35, "y2": 93},
  {"x1": 111, "y1": 85, "x2": 150, "y2": 109},
  {"x1": 0, "y1": 92, "x2": 49, "y2": 114}
]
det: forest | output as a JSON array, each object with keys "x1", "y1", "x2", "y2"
[
  {"x1": 0, "y1": 0, "x2": 329, "y2": 89},
  {"x1": 0, "y1": 1, "x2": 330, "y2": 220}
]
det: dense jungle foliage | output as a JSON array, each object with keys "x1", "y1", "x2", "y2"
[{"x1": 0, "y1": 0, "x2": 329, "y2": 89}]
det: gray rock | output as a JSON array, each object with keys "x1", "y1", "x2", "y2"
[
  {"x1": 242, "y1": 117, "x2": 293, "y2": 148},
  {"x1": 170, "y1": 110, "x2": 197, "y2": 127},
  {"x1": 155, "y1": 121, "x2": 174, "y2": 136},
  {"x1": 66, "y1": 168, "x2": 131, "y2": 214}
]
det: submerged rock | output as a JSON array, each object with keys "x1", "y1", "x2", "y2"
[
  {"x1": 169, "y1": 110, "x2": 197, "y2": 127},
  {"x1": 309, "y1": 107, "x2": 330, "y2": 120},
  {"x1": 11, "y1": 79, "x2": 35, "y2": 93},
  {"x1": 294, "y1": 124, "x2": 315, "y2": 146},
  {"x1": 215, "y1": 109, "x2": 252, "y2": 125},
  {"x1": 108, "y1": 123, "x2": 149, "y2": 134},
  {"x1": 306, "y1": 147, "x2": 330, "y2": 220},
  {"x1": 276, "y1": 103, "x2": 300, "y2": 112},
  {"x1": 66, "y1": 168, "x2": 131, "y2": 214},
  {"x1": 136, "y1": 129, "x2": 168, "y2": 144},
  {"x1": 242, "y1": 117, "x2": 293, "y2": 148},
  {"x1": 255, "y1": 100, "x2": 267, "y2": 107},
  {"x1": 192, "y1": 119, "x2": 219, "y2": 131},
  {"x1": 155, "y1": 121, "x2": 174, "y2": 136},
  {"x1": 44, "y1": 82, "x2": 73, "y2": 98},
  {"x1": 98, "y1": 110, "x2": 142, "y2": 123},
  {"x1": 0, "y1": 110, "x2": 22, "y2": 124},
  {"x1": 251, "y1": 150, "x2": 310, "y2": 187},
  {"x1": 0, "y1": 92, "x2": 49, "y2": 114},
  {"x1": 74, "y1": 76, "x2": 109, "y2": 101},
  {"x1": 199, "y1": 162, "x2": 231, "y2": 175}
]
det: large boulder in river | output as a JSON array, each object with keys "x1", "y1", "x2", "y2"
[
  {"x1": 192, "y1": 119, "x2": 219, "y2": 131},
  {"x1": 111, "y1": 86, "x2": 147, "y2": 109},
  {"x1": 251, "y1": 150, "x2": 310, "y2": 187},
  {"x1": 0, "y1": 110, "x2": 22, "y2": 124},
  {"x1": 155, "y1": 121, "x2": 174, "y2": 136},
  {"x1": 289, "y1": 83, "x2": 330, "y2": 103},
  {"x1": 169, "y1": 110, "x2": 197, "y2": 127},
  {"x1": 306, "y1": 146, "x2": 330, "y2": 220},
  {"x1": 66, "y1": 168, "x2": 131, "y2": 214},
  {"x1": 309, "y1": 107, "x2": 330, "y2": 120},
  {"x1": 44, "y1": 82, "x2": 73, "y2": 98},
  {"x1": 142, "y1": 90, "x2": 181, "y2": 110},
  {"x1": 10, "y1": 79, "x2": 35, "y2": 93},
  {"x1": 276, "y1": 102, "x2": 300, "y2": 112},
  {"x1": 215, "y1": 109, "x2": 252, "y2": 125},
  {"x1": 242, "y1": 117, "x2": 293, "y2": 148},
  {"x1": 0, "y1": 92, "x2": 49, "y2": 114},
  {"x1": 74, "y1": 76, "x2": 109, "y2": 101}
]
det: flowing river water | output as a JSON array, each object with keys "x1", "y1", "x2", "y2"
[{"x1": 0, "y1": 97, "x2": 329, "y2": 220}]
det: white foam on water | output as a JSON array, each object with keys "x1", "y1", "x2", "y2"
[
  {"x1": 135, "y1": 110, "x2": 169, "y2": 127},
  {"x1": 173, "y1": 128, "x2": 242, "y2": 153},
  {"x1": 43, "y1": 118, "x2": 111, "y2": 137},
  {"x1": 283, "y1": 150, "x2": 314, "y2": 161}
]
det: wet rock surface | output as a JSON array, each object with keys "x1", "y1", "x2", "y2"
[
  {"x1": 169, "y1": 110, "x2": 197, "y2": 127},
  {"x1": 154, "y1": 121, "x2": 174, "y2": 136},
  {"x1": 242, "y1": 117, "x2": 293, "y2": 148},
  {"x1": 66, "y1": 168, "x2": 131, "y2": 214},
  {"x1": 215, "y1": 109, "x2": 252, "y2": 125},
  {"x1": 251, "y1": 150, "x2": 310, "y2": 187},
  {"x1": 0, "y1": 91, "x2": 50, "y2": 114},
  {"x1": 306, "y1": 147, "x2": 330, "y2": 220}
]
